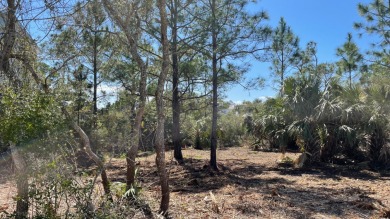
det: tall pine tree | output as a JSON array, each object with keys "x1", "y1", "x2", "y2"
[
  {"x1": 197, "y1": 0, "x2": 270, "y2": 170},
  {"x1": 270, "y1": 17, "x2": 300, "y2": 95}
]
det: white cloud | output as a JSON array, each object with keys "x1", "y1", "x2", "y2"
[
  {"x1": 258, "y1": 96, "x2": 270, "y2": 101},
  {"x1": 97, "y1": 84, "x2": 123, "y2": 94}
]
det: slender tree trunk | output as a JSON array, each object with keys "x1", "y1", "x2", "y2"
[
  {"x1": 62, "y1": 106, "x2": 113, "y2": 201},
  {"x1": 0, "y1": 0, "x2": 22, "y2": 88},
  {"x1": 280, "y1": 50, "x2": 284, "y2": 96},
  {"x1": 93, "y1": 30, "x2": 98, "y2": 122},
  {"x1": 125, "y1": 62, "x2": 147, "y2": 189},
  {"x1": 10, "y1": 143, "x2": 28, "y2": 219},
  {"x1": 171, "y1": 0, "x2": 184, "y2": 163},
  {"x1": 1, "y1": 3, "x2": 29, "y2": 217},
  {"x1": 349, "y1": 68, "x2": 352, "y2": 89},
  {"x1": 210, "y1": 0, "x2": 219, "y2": 171},
  {"x1": 156, "y1": 0, "x2": 170, "y2": 214},
  {"x1": 77, "y1": 87, "x2": 81, "y2": 125},
  {"x1": 91, "y1": 29, "x2": 99, "y2": 153},
  {"x1": 123, "y1": 61, "x2": 149, "y2": 190},
  {"x1": 0, "y1": 0, "x2": 17, "y2": 77},
  {"x1": 102, "y1": 0, "x2": 149, "y2": 190},
  {"x1": 126, "y1": 125, "x2": 141, "y2": 189}
]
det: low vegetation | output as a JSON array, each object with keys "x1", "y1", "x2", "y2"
[{"x1": 0, "y1": 0, "x2": 390, "y2": 218}]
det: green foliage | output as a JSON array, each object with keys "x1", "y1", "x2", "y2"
[
  {"x1": 0, "y1": 87, "x2": 62, "y2": 146},
  {"x1": 278, "y1": 156, "x2": 294, "y2": 166},
  {"x1": 251, "y1": 58, "x2": 390, "y2": 167},
  {"x1": 270, "y1": 17, "x2": 300, "y2": 94},
  {"x1": 110, "y1": 168, "x2": 143, "y2": 200},
  {"x1": 98, "y1": 96, "x2": 133, "y2": 155},
  {"x1": 182, "y1": 116, "x2": 211, "y2": 149},
  {"x1": 218, "y1": 112, "x2": 245, "y2": 147},
  {"x1": 0, "y1": 149, "x2": 97, "y2": 218},
  {"x1": 336, "y1": 33, "x2": 363, "y2": 87},
  {"x1": 5, "y1": 148, "x2": 146, "y2": 218},
  {"x1": 356, "y1": 0, "x2": 390, "y2": 61},
  {"x1": 178, "y1": 101, "x2": 246, "y2": 149}
]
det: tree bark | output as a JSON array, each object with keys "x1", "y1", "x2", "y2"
[
  {"x1": 1, "y1": 2, "x2": 29, "y2": 217},
  {"x1": 156, "y1": 0, "x2": 170, "y2": 214},
  {"x1": 171, "y1": 0, "x2": 184, "y2": 163},
  {"x1": 0, "y1": 0, "x2": 17, "y2": 76},
  {"x1": 62, "y1": 106, "x2": 113, "y2": 201},
  {"x1": 93, "y1": 29, "x2": 98, "y2": 122},
  {"x1": 125, "y1": 65, "x2": 147, "y2": 190},
  {"x1": 280, "y1": 49, "x2": 284, "y2": 96},
  {"x1": 210, "y1": 0, "x2": 219, "y2": 171},
  {"x1": 102, "y1": 0, "x2": 148, "y2": 189},
  {"x1": 10, "y1": 143, "x2": 29, "y2": 219}
]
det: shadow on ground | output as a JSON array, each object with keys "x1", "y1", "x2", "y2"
[{"x1": 106, "y1": 151, "x2": 389, "y2": 219}]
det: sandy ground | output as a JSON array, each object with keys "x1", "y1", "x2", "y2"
[{"x1": 1, "y1": 146, "x2": 390, "y2": 218}]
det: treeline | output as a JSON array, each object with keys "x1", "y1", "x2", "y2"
[
  {"x1": 0, "y1": 0, "x2": 389, "y2": 218},
  {"x1": 247, "y1": 6, "x2": 390, "y2": 168}
]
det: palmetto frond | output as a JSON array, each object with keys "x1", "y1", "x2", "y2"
[
  {"x1": 337, "y1": 125, "x2": 358, "y2": 147},
  {"x1": 341, "y1": 103, "x2": 369, "y2": 126},
  {"x1": 315, "y1": 97, "x2": 342, "y2": 124}
]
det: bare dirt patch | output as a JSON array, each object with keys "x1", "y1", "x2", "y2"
[
  {"x1": 0, "y1": 153, "x2": 16, "y2": 216},
  {"x1": 2, "y1": 146, "x2": 390, "y2": 218},
  {"x1": 133, "y1": 147, "x2": 390, "y2": 219}
]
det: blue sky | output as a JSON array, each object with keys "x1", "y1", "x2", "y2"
[{"x1": 225, "y1": 0, "x2": 373, "y2": 103}]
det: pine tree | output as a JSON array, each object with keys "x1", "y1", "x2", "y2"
[
  {"x1": 198, "y1": 0, "x2": 270, "y2": 170},
  {"x1": 270, "y1": 17, "x2": 300, "y2": 95},
  {"x1": 336, "y1": 33, "x2": 363, "y2": 88},
  {"x1": 355, "y1": 0, "x2": 390, "y2": 66}
]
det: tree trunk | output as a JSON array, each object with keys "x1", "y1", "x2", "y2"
[
  {"x1": 126, "y1": 123, "x2": 141, "y2": 189},
  {"x1": 280, "y1": 50, "x2": 284, "y2": 96},
  {"x1": 62, "y1": 106, "x2": 112, "y2": 201},
  {"x1": 102, "y1": 0, "x2": 149, "y2": 190},
  {"x1": 156, "y1": 0, "x2": 170, "y2": 214},
  {"x1": 210, "y1": 0, "x2": 219, "y2": 171},
  {"x1": 125, "y1": 61, "x2": 147, "y2": 189},
  {"x1": 349, "y1": 68, "x2": 352, "y2": 89},
  {"x1": 171, "y1": 0, "x2": 184, "y2": 163},
  {"x1": 0, "y1": 0, "x2": 17, "y2": 77},
  {"x1": 93, "y1": 29, "x2": 98, "y2": 123},
  {"x1": 10, "y1": 143, "x2": 29, "y2": 219},
  {"x1": 195, "y1": 130, "x2": 203, "y2": 150}
]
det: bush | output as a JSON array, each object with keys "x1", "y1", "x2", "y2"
[
  {"x1": 218, "y1": 112, "x2": 245, "y2": 147},
  {"x1": 2, "y1": 144, "x2": 149, "y2": 218}
]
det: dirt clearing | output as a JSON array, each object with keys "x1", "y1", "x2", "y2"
[{"x1": 1, "y1": 146, "x2": 390, "y2": 218}]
